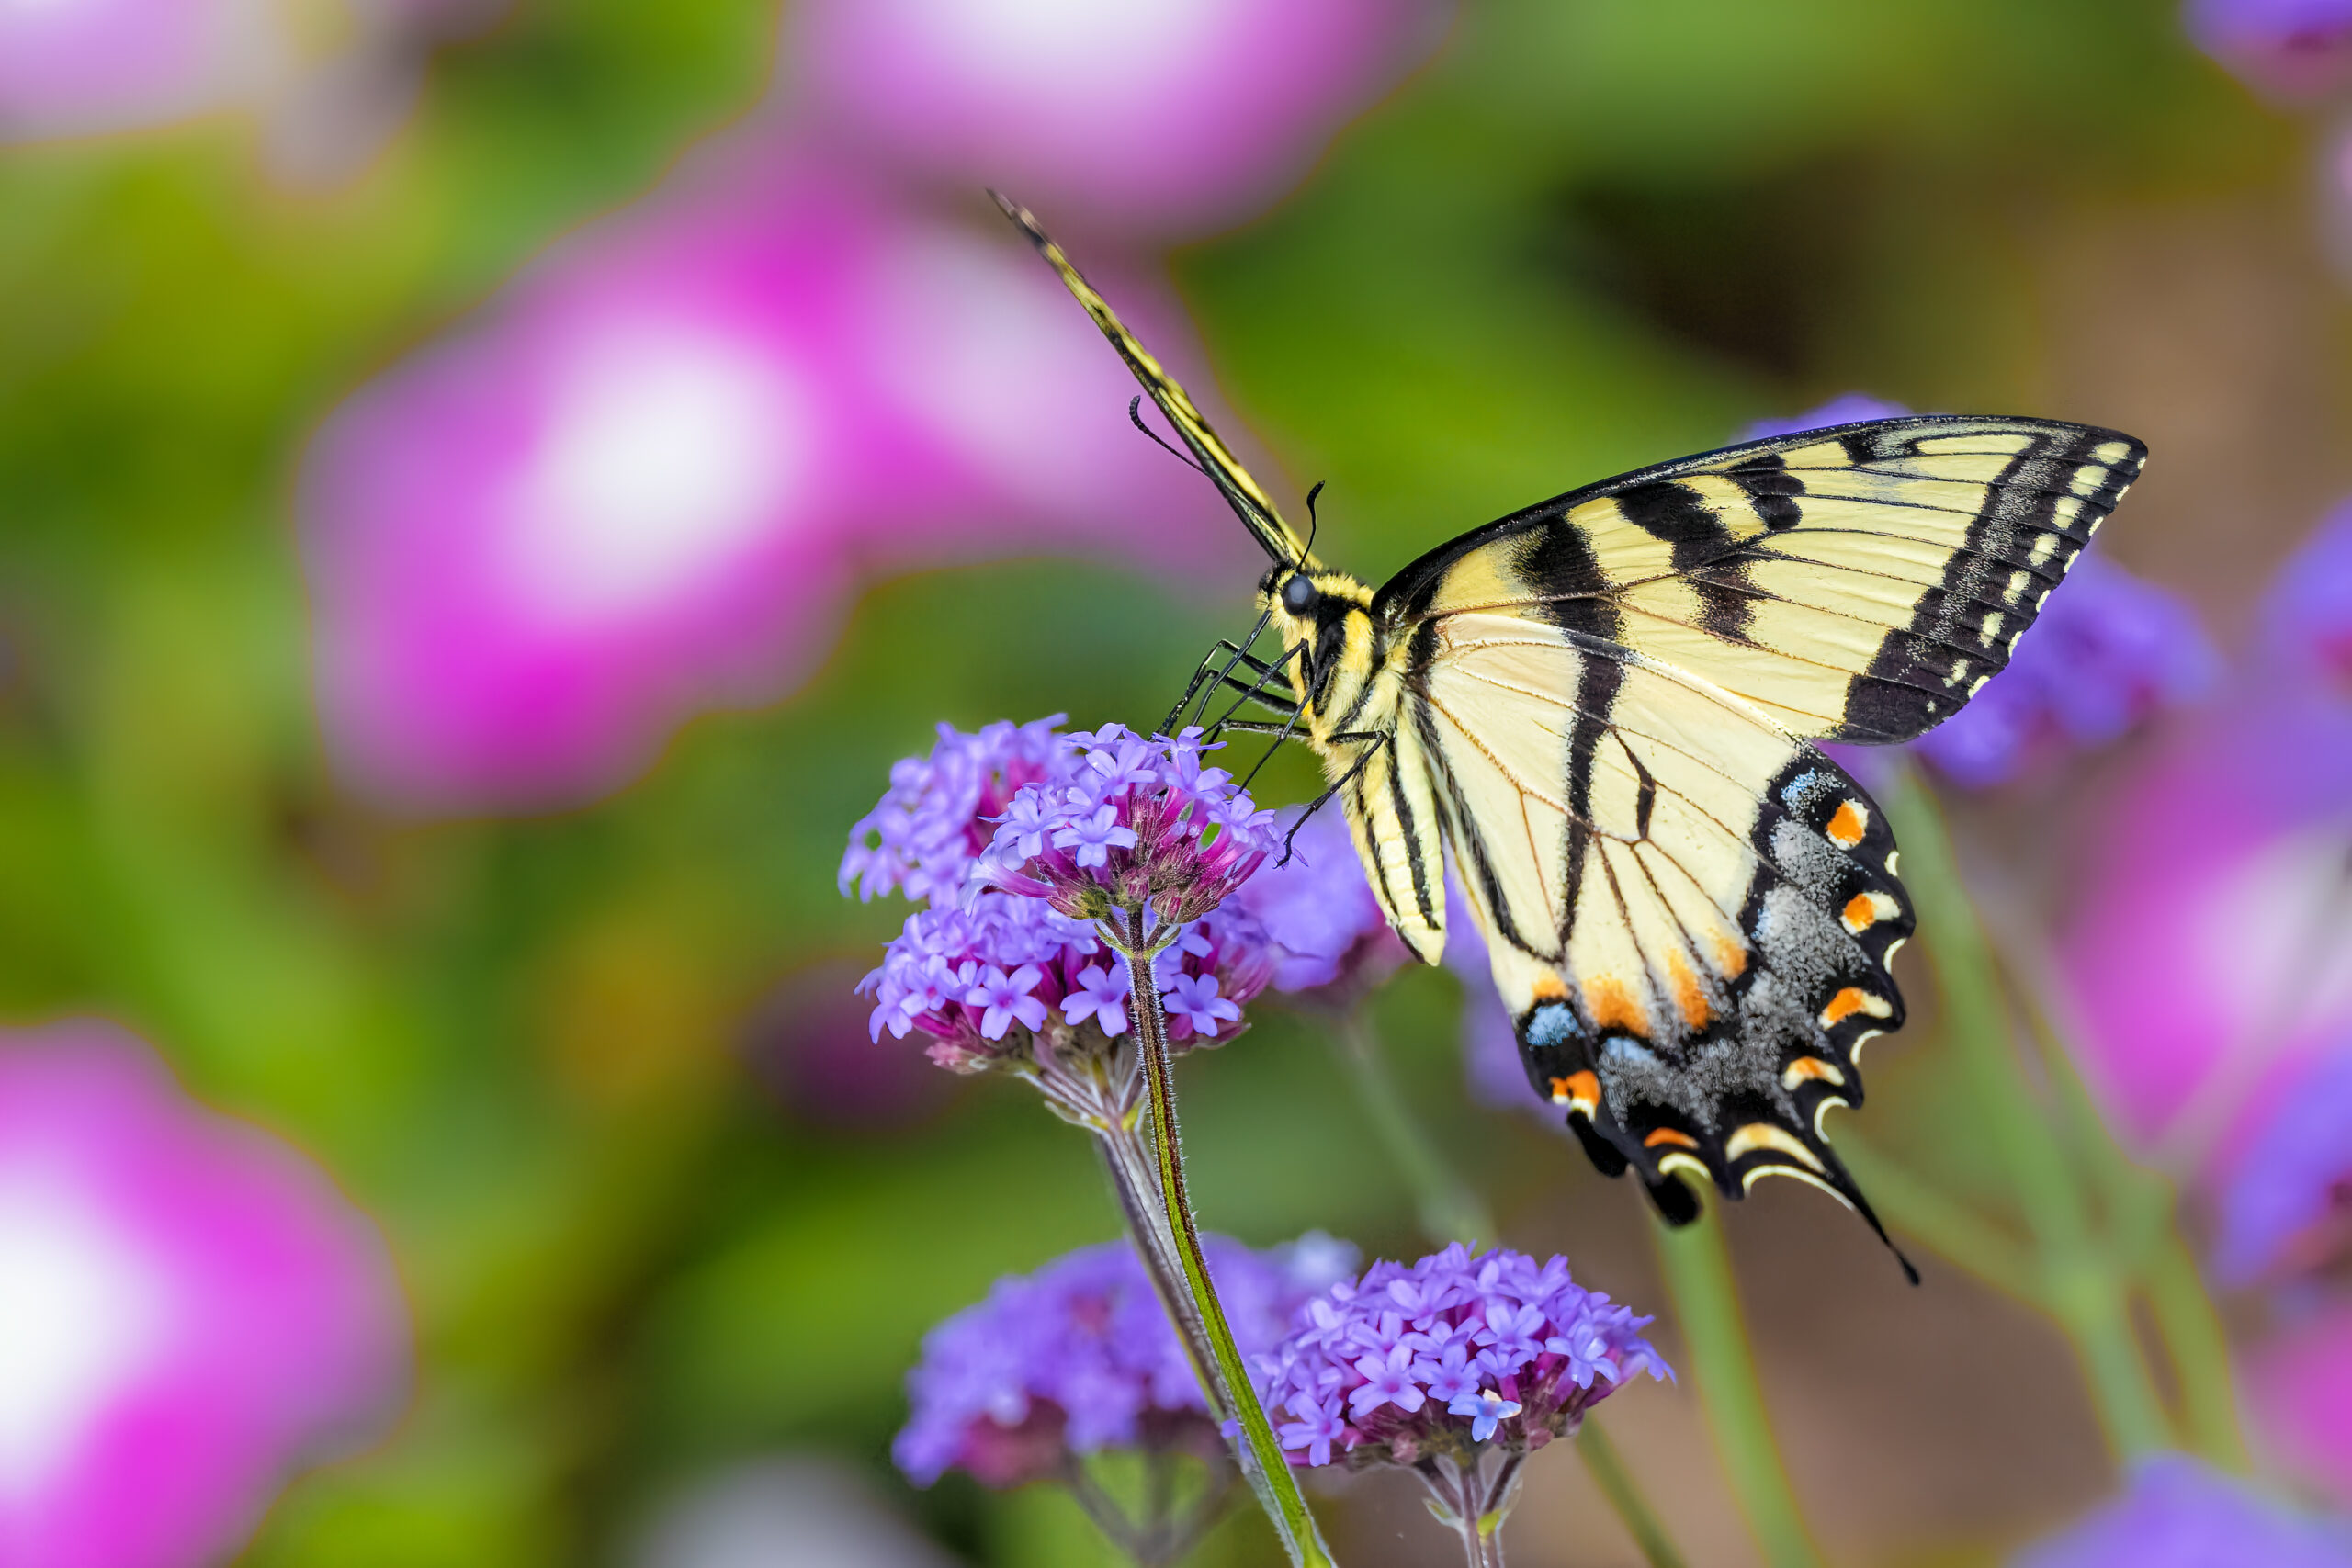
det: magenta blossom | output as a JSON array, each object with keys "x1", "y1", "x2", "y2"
[
  {"x1": 0, "y1": 1021, "x2": 407, "y2": 1568},
  {"x1": 304, "y1": 154, "x2": 1239, "y2": 810},
  {"x1": 786, "y1": 0, "x2": 1450, "y2": 238},
  {"x1": 2184, "y1": 0, "x2": 2352, "y2": 100},
  {"x1": 2057, "y1": 696, "x2": 2352, "y2": 1160},
  {"x1": 0, "y1": 0, "x2": 287, "y2": 143},
  {"x1": 2248, "y1": 1307, "x2": 2352, "y2": 1506}
]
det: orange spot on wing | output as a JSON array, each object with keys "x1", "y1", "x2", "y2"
[
  {"x1": 1783, "y1": 1056, "x2": 1842, "y2": 1086},
  {"x1": 1549, "y1": 1071, "x2": 1600, "y2": 1113},
  {"x1": 1820, "y1": 987, "x2": 1871, "y2": 1024},
  {"x1": 1530, "y1": 973, "x2": 1568, "y2": 1000},
  {"x1": 1643, "y1": 1128, "x2": 1701, "y2": 1151},
  {"x1": 1841, "y1": 893, "x2": 1878, "y2": 931},
  {"x1": 1666, "y1": 951, "x2": 1713, "y2": 1030},
  {"x1": 1712, "y1": 935, "x2": 1749, "y2": 978},
  {"x1": 1587, "y1": 977, "x2": 1648, "y2": 1035},
  {"x1": 1826, "y1": 801, "x2": 1868, "y2": 848}
]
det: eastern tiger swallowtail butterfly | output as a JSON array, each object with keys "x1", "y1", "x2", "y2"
[{"x1": 992, "y1": 193, "x2": 2145, "y2": 1275}]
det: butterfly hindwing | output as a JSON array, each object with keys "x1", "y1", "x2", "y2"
[
  {"x1": 1408, "y1": 613, "x2": 1913, "y2": 1241},
  {"x1": 1379, "y1": 415, "x2": 2147, "y2": 744}
]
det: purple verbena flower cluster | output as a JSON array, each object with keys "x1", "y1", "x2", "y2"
[
  {"x1": 979, "y1": 724, "x2": 1281, "y2": 927},
  {"x1": 846, "y1": 718, "x2": 1283, "y2": 1069},
  {"x1": 1254, "y1": 1244, "x2": 1668, "y2": 1470},
  {"x1": 896, "y1": 1233, "x2": 1358, "y2": 1490}
]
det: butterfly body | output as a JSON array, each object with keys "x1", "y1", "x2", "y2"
[{"x1": 993, "y1": 194, "x2": 2145, "y2": 1261}]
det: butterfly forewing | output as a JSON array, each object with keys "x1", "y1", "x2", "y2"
[{"x1": 1381, "y1": 416, "x2": 2147, "y2": 744}]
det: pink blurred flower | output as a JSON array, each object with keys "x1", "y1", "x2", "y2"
[
  {"x1": 0, "y1": 0, "x2": 287, "y2": 141},
  {"x1": 2185, "y1": 0, "x2": 2352, "y2": 101},
  {"x1": 2058, "y1": 505, "x2": 2352, "y2": 1165},
  {"x1": 786, "y1": 0, "x2": 1451, "y2": 237},
  {"x1": 0, "y1": 1021, "x2": 407, "y2": 1568},
  {"x1": 2056, "y1": 696, "x2": 2352, "y2": 1162},
  {"x1": 2248, "y1": 1307, "x2": 2352, "y2": 1505},
  {"x1": 303, "y1": 153, "x2": 1245, "y2": 810}
]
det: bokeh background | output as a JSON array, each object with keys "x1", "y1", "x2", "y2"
[{"x1": 5, "y1": 0, "x2": 2352, "y2": 1563}]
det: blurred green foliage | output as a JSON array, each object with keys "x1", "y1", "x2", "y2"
[{"x1": 0, "y1": 0, "x2": 2295, "y2": 1561}]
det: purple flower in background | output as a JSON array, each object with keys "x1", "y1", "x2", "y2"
[
  {"x1": 2261, "y1": 498, "x2": 2352, "y2": 687},
  {"x1": 305, "y1": 154, "x2": 1240, "y2": 811},
  {"x1": 2011, "y1": 1453, "x2": 2352, "y2": 1567},
  {"x1": 788, "y1": 0, "x2": 1450, "y2": 239},
  {"x1": 2214, "y1": 1044, "x2": 2352, "y2": 1285},
  {"x1": 1229, "y1": 808, "x2": 1408, "y2": 1002},
  {"x1": 1254, "y1": 1244, "x2": 1667, "y2": 1472},
  {"x1": 979, "y1": 726, "x2": 1279, "y2": 928},
  {"x1": 895, "y1": 1233, "x2": 1355, "y2": 1488},
  {"x1": 0, "y1": 0, "x2": 286, "y2": 143},
  {"x1": 2184, "y1": 0, "x2": 2352, "y2": 101},
  {"x1": 0, "y1": 1021, "x2": 408, "y2": 1568},
  {"x1": 1910, "y1": 554, "x2": 2216, "y2": 788},
  {"x1": 1736, "y1": 393, "x2": 1910, "y2": 443}
]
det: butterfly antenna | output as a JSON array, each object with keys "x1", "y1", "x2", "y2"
[
  {"x1": 1298, "y1": 480, "x2": 1324, "y2": 568},
  {"x1": 1128, "y1": 396, "x2": 1211, "y2": 477}
]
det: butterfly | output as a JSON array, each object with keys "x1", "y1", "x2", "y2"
[{"x1": 991, "y1": 194, "x2": 2145, "y2": 1273}]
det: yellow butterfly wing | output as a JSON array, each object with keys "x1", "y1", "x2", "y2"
[
  {"x1": 1380, "y1": 416, "x2": 2147, "y2": 742},
  {"x1": 1409, "y1": 611, "x2": 1910, "y2": 1242}
]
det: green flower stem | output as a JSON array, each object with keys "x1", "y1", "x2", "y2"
[
  {"x1": 1879, "y1": 771, "x2": 2173, "y2": 1460},
  {"x1": 1830, "y1": 1132, "x2": 2038, "y2": 1302},
  {"x1": 1119, "y1": 913, "x2": 1338, "y2": 1568},
  {"x1": 2144, "y1": 1234, "x2": 2250, "y2": 1472},
  {"x1": 1576, "y1": 1416, "x2": 1689, "y2": 1568},
  {"x1": 1334, "y1": 1009, "x2": 1496, "y2": 1244},
  {"x1": 1329, "y1": 1005, "x2": 1685, "y2": 1568},
  {"x1": 1651, "y1": 1202, "x2": 1825, "y2": 1568}
]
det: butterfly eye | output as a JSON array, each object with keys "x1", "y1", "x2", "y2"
[{"x1": 1281, "y1": 573, "x2": 1317, "y2": 614}]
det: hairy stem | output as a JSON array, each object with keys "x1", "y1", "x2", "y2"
[
  {"x1": 1577, "y1": 1417, "x2": 1688, "y2": 1568},
  {"x1": 1118, "y1": 911, "x2": 1337, "y2": 1568},
  {"x1": 1652, "y1": 1204, "x2": 1825, "y2": 1568}
]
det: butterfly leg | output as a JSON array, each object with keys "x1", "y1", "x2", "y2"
[
  {"x1": 1268, "y1": 730, "x2": 1389, "y2": 863},
  {"x1": 1161, "y1": 623, "x2": 1294, "y2": 735}
]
